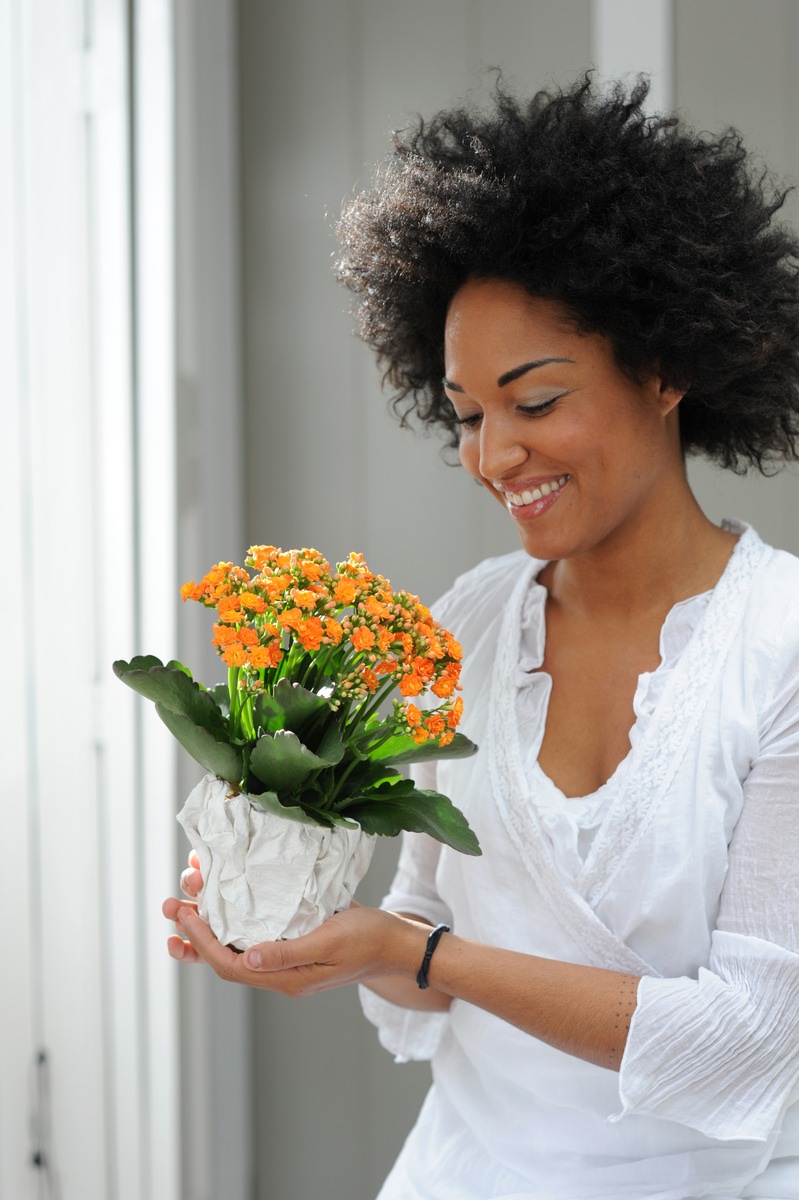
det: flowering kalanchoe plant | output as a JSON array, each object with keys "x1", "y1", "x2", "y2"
[{"x1": 114, "y1": 546, "x2": 481, "y2": 855}]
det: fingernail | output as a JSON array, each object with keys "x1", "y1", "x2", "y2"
[{"x1": 247, "y1": 949, "x2": 262, "y2": 969}]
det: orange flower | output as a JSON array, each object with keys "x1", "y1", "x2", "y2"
[
  {"x1": 377, "y1": 627, "x2": 394, "y2": 653},
  {"x1": 278, "y1": 607, "x2": 303, "y2": 631},
  {"x1": 248, "y1": 643, "x2": 282, "y2": 669},
  {"x1": 447, "y1": 697, "x2": 464, "y2": 727},
  {"x1": 399, "y1": 673, "x2": 424, "y2": 697},
  {"x1": 324, "y1": 617, "x2": 344, "y2": 644},
  {"x1": 180, "y1": 580, "x2": 204, "y2": 602},
  {"x1": 412, "y1": 656, "x2": 435, "y2": 681},
  {"x1": 430, "y1": 675, "x2": 456, "y2": 698},
  {"x1": 239, "y1": 591, "x2": 267, "y2": 614},
  {"x1": 222, "y1": 642, "x2": 248, "y2": 667},
  {"x1": 350, "y1": 626, "x2": 376, "y2": 652},
  {"x1": 361, "y1": 666, "x2": 379, "y2": 692},
  {"x1": 203, "y1": 565, "x2": 230, "y2": 588},
  {"x1": 363, "y1": 595, "x2": 390, "y2": 620},
  {"x1": 300, "y1": 559, "x2": 326, "y2": 581},
  {"x1": 438, "y1": 731, "x2": 455, "y2": 747},
  {"x1": 237, "y1": 626, "x2": 259, "y2": 647},
  {"x1": 426, "y1": 713, "x2": 446, "y2": 737},
  {"x1": 374, "y1": 659, "x2": 397, "y2": 675},
  {"x1": 411, "y1": 727, "x2": 430, "y2": 744},
  {"x1": 264, "y1": 572, "x2": 293, "y2": 600},
  {"x1": 247, "y1": 544, "x2": 278, "y2": 571},
  {"x1": 405, "y1": 703, "x2": 422, "y2": 728},
  {"x1": 217, "y1": 595, "x2": 243, "y2": 623},
  {"x1": 428, "y1": 636, "x2": 445, "y2": 660},
  {"x1": 291, "y1": 588, "x2": 317, "y2": 610},
  {"x1": 397, "y1": 633, "x2": 413, "y2": 658},
  {"x1": 212, "y1": 623, "x2": 239, "y2": 647},
  {"x1": 444, "y1": 632, "x2": 463, "y2": 661},
  {"x1": 298, "y1": 617, "x2": 325, "y2": 651},
  {"x1": 333, "y1": 577, "x2": 357, "y2": 606}
]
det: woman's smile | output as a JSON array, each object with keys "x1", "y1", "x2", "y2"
[{"x1": 500, "y1": 474, "x2": 571, "y2": 516}]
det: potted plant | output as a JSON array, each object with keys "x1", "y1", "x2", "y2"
[{"x1": 114, "y1": 546, "x2": 479, "y2": 948}]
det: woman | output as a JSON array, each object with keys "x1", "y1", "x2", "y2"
[{"x1": 164, "y1": 78, "x2": 799, "y2": 1199}]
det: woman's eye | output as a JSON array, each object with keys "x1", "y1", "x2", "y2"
[
  {"x1": 519, "y1": 393, "x2": 565, "y2": 417},
  {"x1": 454, "y1": 412, "x2": 482, "y2": 428}
]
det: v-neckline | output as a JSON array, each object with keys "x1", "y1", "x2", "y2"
[{"x1": 529, "y1": 585, "x2": 715, "y2": 807}]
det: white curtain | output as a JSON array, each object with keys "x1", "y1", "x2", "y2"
[{"x1": 0, "y1": 0, "x2": 179, "y2": 1196}]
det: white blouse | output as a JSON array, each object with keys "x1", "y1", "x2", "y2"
[{"x1": 361, "y1": 523, "x2": 799, "y2": 1200}]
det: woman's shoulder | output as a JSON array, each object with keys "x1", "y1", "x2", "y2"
[{"x1": 750, "y1": 543, "x2": 799, "y2": 642}]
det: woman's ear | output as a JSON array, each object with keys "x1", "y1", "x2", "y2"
[
  {"x1": 658, "y1": 380, "x2": 685, "y2": 416},
  {"x1": 651, "y1": 360, "x2": 689, "y2": 416}
]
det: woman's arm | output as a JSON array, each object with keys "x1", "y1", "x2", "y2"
[
  {"x1": 166, "y1": 897, "x2": 639, "y2": 1070},
  {"x1": 615, "y1": 631, "x2": 799, "y2": 1139}
]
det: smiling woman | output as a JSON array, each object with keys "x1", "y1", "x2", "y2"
[
  {"x1": 442, "y1": 281, "x2": 693, "y2": 565},
  {"x1": 166, "y1": 75, "x2": 799, "y2": 1200}
]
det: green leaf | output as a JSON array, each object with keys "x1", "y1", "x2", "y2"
[
  {"x1": 165, "y1": 659, "x2": 192, "y2": 677},
  {"x1": 272, "y1": 678, "x2": 332, "y2": 734},
  {"x1": 345, "y1": 786, "x2": 482, "y2": 856},
  {"x1": 249, "y1": 729, "x2": 329, "y2": 794},
  {"x1": 335, "y1": 760, "x2": 406, "y2": 796},
  {"x1": 368, "y1": 731, "x2": 478, "y2": 766},
  {"x1": 315, "y1": 720, "x2": 345, "y2": 766},
  {"x1": 113, "y1": 657, "x2": 227, "y2": 737},
  {"x1": 247, "y1": 789, "x2": 360, "y2": 831},
  {"x1": 253, "y1": 690, "x2": 287, "y2": 732},
  {"x1": 155, "y1": 703, "x2": 243, "y2": 784}
]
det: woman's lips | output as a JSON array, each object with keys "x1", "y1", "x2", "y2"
[{"x1": 503, "y1": 474, "x2": 570, "y2": 518}]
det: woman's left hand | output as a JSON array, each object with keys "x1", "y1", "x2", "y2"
[{"x1": 161, "y1": 896, "x2": 425, "y2": 996}]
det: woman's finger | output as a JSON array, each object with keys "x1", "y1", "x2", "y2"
[
  {"x1": 180, "y1": 866, "x2": 203, "y2": 898},
  {"x1": 167, "y1": 933, "x2": 202, "y2": 964},
  {"x1": 175, "y1": 907, "x2": 249, "y2": 982},
  {"x1": 163, "y1": 895, "x2": 198, "y2": 921}
]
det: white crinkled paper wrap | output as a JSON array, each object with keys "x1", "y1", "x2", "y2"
[{"x1": 177, "y1": 774, "x2": 377, "y2": 949}]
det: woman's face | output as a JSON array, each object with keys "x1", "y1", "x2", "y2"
[{"x1": 443, "y1": 278, "x2": 685, "y2": 563}]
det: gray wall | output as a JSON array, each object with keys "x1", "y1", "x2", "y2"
[{"x1": 234, "y1": 3, "x2": 799, "y2": 1198}]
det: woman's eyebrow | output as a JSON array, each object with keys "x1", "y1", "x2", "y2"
[
  {"x1": 497, "y1": 358, "x2": 575, "y2": 387},
  {"x1": 443, "y1": 357, "x2": 575, "y2": 393}
]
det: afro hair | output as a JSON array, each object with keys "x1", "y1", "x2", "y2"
[{"x1": 336, "y1": 75, "x2": 799, "y2": 473}]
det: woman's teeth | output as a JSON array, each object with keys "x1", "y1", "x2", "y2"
[{"x1": 505, "y1": 476, "x2": 569, "y2": 506}]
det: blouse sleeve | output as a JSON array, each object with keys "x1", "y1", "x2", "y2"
[
  {"x1": 617, "y1": 626, "x2": 799, "y2": 1141},
  {"x1": 358, "y1": 761, "x2": 454, "y2": 1062}
]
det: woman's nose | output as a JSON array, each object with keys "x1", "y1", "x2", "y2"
[{"x1": 478, "y1": 415, "x2": 528, "y2": 480}]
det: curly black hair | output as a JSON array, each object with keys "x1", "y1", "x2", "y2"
[{"x1": 335, "y1": 75, "x2": 799, "y2": 473}]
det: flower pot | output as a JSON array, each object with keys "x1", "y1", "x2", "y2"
[{"x1": 176, "y1": 773, "x2": 377, "y2": 950}]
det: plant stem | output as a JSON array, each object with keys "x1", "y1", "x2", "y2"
[
  {"x1": 328, "y1": 755, "x2": 363, "y2": 804},
  {"x1": 353, "y1": 674, "x2": 399, "y2": 726}
]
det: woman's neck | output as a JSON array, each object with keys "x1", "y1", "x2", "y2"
[{"x1": 539, "y1": 482, "x2": 739, "y2": 622}]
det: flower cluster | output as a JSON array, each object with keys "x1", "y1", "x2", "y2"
[
  {"x1": 116, "y1": 545, "x2": 479, "y2": 854},
  {"x1": 180, "y1": 546, "x2": 464, "y2": 747}
]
